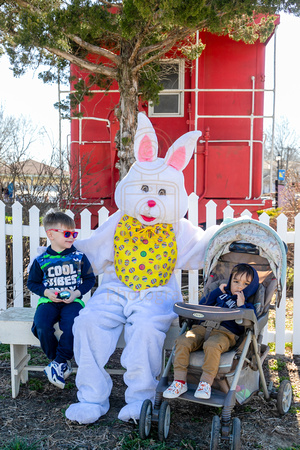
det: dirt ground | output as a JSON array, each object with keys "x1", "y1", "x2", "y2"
[{"x1": 0, "y1": 344, "x2": 299, "y2": 450}]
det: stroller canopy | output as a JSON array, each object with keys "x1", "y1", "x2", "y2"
[{"x1": 203, "y1": 217, "x2": 287, "y2": 302}]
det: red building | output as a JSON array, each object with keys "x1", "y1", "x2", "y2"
[{"x1": 69, "y1": 28, "x2": 276, "y2": 228}]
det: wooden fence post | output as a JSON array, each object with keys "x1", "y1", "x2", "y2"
[
  {"x1": 12, "y1": 202, "x2": 23, "y2": 307},
  {"x1": 80, "y1": 209, "x2": 92, "y2": 303},
  {"x1": 223, "y1": 205, "x2": 234, "y2": 220},
  {"x1": 206, "y1": 200, "x2": 217, "y2": 227},
  {"x1": 293, "y1": 213, "x2": 300, "y2": 354},
  {"x1": 188, "y1": 193, "x2": 199, "y2": 304},
  {"x1": 97, "y1": 207, "x2": 109, "y2": 286},
  {"x1": 276, "y1": 213, "x2": 288, "y2": 354},
  {"x1": 0, "y1": 201, "x2": 6, "y2": 310},
  {"x1": 29, "y1": 205, "x2": 40, "y2": 308}
]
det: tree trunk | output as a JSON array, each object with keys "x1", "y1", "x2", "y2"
[{"x1": 114, "y1": 43, "x2": 139, "y2": 180}]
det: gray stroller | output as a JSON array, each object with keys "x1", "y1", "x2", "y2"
[{"x1": 139, "y1": 217, "x2": 291, "y2": 449}]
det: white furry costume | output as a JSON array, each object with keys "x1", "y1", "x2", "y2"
[{"x1": 65, "y1": 114, "x2": 218, "y2": 424}]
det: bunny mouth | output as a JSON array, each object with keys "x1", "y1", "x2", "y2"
[{"x1": 141, "y1": 215, "x2": 156, "y2": 223}]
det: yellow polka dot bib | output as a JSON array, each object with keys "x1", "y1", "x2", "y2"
[{"x1": 114, "y1": 215, "x2": 177, "y2": 291}]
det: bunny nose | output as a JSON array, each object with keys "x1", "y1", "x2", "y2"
[{"x1": 147, "y1": 200, "x2": 156, "y2": 208}]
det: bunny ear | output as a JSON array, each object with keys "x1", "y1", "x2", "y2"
[
  {"x1": 134, "y1": 113, "x2": 158, "y2": 162},
  {"x1": 165, "y1": 131, "x2": 202, "y2": 171}
]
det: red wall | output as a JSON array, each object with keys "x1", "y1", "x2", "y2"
[{"x1": 70, "y1": 31, "x2": 269, "y2": 225}]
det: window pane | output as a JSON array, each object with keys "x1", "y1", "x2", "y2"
[
  {"x1": 153, "y1": 94, "x2": 179, "y2": 114},
  {"x1": 160, "y1": 64, "x2": 179, "y2": 90}
]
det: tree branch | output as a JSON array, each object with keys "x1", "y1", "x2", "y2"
[
  {"x1": 133, "y1": 28, "x2": 195, "y2": 74},
  {"x1": 137, "y1": 26, "x2": 196, "y2": 59},
  {"x1": 67, "y1": 34, "x2": 121, "y2": 65},
  {"x1": 45, "y1": 46, "x2": 117, "y2": 78},
  {"x1": 128, "y1": 18, "x2": 155, "y2": 65},
  {"x1": 13, "y1": 0, "x2": 40, "y2": 13}
]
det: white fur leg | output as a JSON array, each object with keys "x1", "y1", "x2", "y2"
[
  {"x1": 118, "y1": 401, "x2": 144, "y2": 422},
  {"x1": 65, "y1": 401, "x2": 109, "y2": 424}
]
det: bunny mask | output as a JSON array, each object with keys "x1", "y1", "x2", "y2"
[{"x1": 115, "y1": 113, "x2": 201, "y2": 225}]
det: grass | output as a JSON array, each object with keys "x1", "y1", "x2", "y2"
[
  {"x1": 27, "y1": 377, "x2": 45, "y2": 392},
  {"x1": 119, "y1": 431, "x2": 198, "y2": 450},
  {"x1": 0, "y1": 438, "x2": 43, "y2": 450},
  {"x1": 277, "y1": 446, "x2": 300, "y2": 450},
  {"x1": 27, "y1": 347, "x2": 48, "y2": 366},
  {"x1": 0, "y1": 344, "x2": 10, "y2": 361},
  {"x1": 119, "y1": 432, "x2": 168, "y2": 449}
]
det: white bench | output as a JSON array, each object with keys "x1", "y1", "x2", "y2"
[{"x1": 0, "y1": 307, "x2": 180, "y2": 398}]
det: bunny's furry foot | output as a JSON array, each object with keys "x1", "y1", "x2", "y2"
[
  {"x1": 65, "y1": 401, "x2": 109, "y2": 424},
  {"x1": 118, "y1": 401, "x2": 144, "y2": 422}
]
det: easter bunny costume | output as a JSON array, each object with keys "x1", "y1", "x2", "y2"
[{"x1": 65, "y1": 113, "x2": 218, "y2": 424}]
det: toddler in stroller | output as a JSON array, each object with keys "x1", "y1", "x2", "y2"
[
  {"x1": 139, "y1": 217, "x2": 292, "y2": 448},
  {"x1": 163, "y1": 263, "x2": 259, "y2": 401}
]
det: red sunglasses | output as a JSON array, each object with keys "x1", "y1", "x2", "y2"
[{"x1": 48, "y1": 229, "x2": 79, "y2": 239}]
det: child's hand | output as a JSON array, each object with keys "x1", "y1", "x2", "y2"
[
  {"x1": 61, "y1": 289, "x2": 81, "y2": 303},
  {"x1": 44, "y1": 289, "x2": 60, "y2": 302},
  {"x1": 219, "y1": 283, "x2": 226, "y2": 293},
  {"x1": 236, "y1": 291, "x2": 245, "y2": 306}
]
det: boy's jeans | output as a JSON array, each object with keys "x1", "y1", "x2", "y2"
[{"x1": 32, "y1": 302, "x2": 83, "y2": 363}]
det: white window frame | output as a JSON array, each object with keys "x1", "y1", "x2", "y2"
[{"x1": 148, "y1": 59, "x2": 185, "y2": 117}]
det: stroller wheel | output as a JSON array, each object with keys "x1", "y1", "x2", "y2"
[
  {"x1": 277, "y1": 379, "x2": 293, "y2": 414},
  {"x1": 158, "y1": 400, "x2": 171, "y2": 442},
  {"x1": 230, "y1": 417, "x2": 241, "y2": 450},
  {"x1": 210, "y1": 415, "x2": 221, "y2": 450},
  {"x1": 139, "y1": 399, "x2": 152, "y2": 439}
]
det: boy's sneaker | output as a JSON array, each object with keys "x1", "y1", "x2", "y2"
[
  {"x1": 64, "y1": 360, "x2": 72, "y2": 380},
  {"x1": 194, "y1": 381, "x2": 211, "y2": 399},
  {"x1": 163, "y1": 381, "x2": 188, "y2": 399},
  {"x1": 44, "y1": 361, "x2": 67, "y2": 389}
]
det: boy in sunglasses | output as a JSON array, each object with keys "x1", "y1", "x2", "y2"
[{"x1": 27, "y1": 211, "x2": 95, "y2": 389}]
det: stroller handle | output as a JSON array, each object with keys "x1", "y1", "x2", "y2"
[{"x1": 173, "y1": 302, "x2": 258, "y2": 327}]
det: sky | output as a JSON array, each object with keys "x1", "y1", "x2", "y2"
[
  {"x1": 0, "y1": 12, "x2": 299, "y2": 163},
  {"x1": 263, "y1": 12, "x2": 300, "y2": 135}
]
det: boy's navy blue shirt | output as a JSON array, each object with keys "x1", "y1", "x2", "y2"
[
  {"x1": 27, "y1": 245, "x2": 96, "y2": 306},
  {"x1": 199, "y1": 265, "x2": 259, "y2": 336}
]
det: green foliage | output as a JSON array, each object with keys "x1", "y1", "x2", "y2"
[
  {"x1": 286, "y1": 266, "x2": 294, "y2": 292},
  {"x1": 277, "y1": 446, "x2": 300, "y2": 450},
  {"x1": 257, "y1": 207, "x2": 282, "y2": 218},
  {"x1": 269, "y1": 358, "x2": 286, "y2": 371},
  {"x1": 0, "y1": 1, "x2": 287, "y2": 100},
  {"x1": 119, "y1": 431, "x2": 167, "y2": 449},
  {"x1": 269, "y1": 342, "x2": 293, "y2": 354},
  {"x1": 0, "y1": 344, "x2": 10, "y2": 361},
  {"x1": 28, "y1": 347, "x2": 48, "y2": 366},
  {"x1": 268, "y1": 342, "x2": 276, "y2": 352},
  {"x1": 0, "y1": 438, "x2": 40, "y2": 450},
  {"x1": 28, "y1": 378, "x2": 45, "y2": 392},
  {"x1": 285, "y1": 342, "x2": 293, "y2": 353}
]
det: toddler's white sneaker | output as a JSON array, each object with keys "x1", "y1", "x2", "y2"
[
  {"x1": 163, "y1": 380, "x2": 187, "y2": 399},
  {"x1": 194, "y1": 381, "x2": 211, "y2": 399}
]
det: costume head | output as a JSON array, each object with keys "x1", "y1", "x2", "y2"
[{"x1": 115, "y1": 113, "x2": 201, "y2": 225}]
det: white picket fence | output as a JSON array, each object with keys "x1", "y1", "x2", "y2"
[{"x1": 1, "y1": 193, "x2": 300, "y2": 354}]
